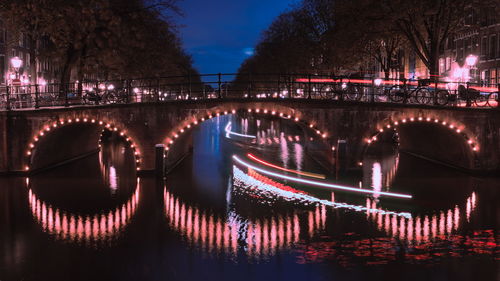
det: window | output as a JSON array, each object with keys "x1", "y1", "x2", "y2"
[
  {"x1": 439, "y1": 58, "x2": 445, "y2": 74},
  {"x1": 490, "y1": 35, "x2": 497, "y2": 59},
  {"x1": 481, "y1": 37, "x2": 488, "y2": 59},
  {"x1": 491, "y1": 69, "x2": 497, "y2": 85}
]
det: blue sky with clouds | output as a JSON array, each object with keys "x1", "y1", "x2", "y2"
[{"x1": 176, "y1": 0, "x2": 296, "y2": 75}]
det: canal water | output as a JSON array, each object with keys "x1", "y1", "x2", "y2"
[{"x1": 0, "y1": 115, "x2": 498, "y2": 281}]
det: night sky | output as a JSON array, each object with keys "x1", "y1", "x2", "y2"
[{"x1": 177, "y1": 0, "x2": 296, "y2": 75}]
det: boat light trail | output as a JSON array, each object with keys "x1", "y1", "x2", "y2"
[
  {"x1": 233, "y1": 155, "x2": 412, "y2": 199},
  {"x1": 225, "y1": 122, "x2": 256, "y2": 139},
  {"x1": 233, "y1": 166, "x2": 411, "y2": 218},
  {"x1": 247, "y1": 153, "x2": 326, "y2": 179}
]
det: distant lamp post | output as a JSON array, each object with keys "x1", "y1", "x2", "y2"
[
  {"x1": 10, "y1": 56, "x2": 23, "y2": 79},
  {"x1": 465, "y1": 55, "x2": 478, "y2": 83}
]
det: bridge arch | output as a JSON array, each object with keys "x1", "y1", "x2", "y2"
[
  {"x1": 25, "y1": 117, "x2": 142, "y2": 173},
  {"x1": 360, "y1": 114, "x2": 479, "y2": 170},
  {"x1": 161, "y1": 104, "x2": 335, "y2": 166}
]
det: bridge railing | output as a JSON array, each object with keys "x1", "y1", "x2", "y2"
[{"x1": 0, "y1": 73, "x2": 498, "y2": 110}]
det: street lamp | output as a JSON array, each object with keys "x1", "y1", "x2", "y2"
[
  {"x1": 10, "y1": 56, "x2": 23, "y2": 79},
  {"x1": 465, "y1": 54, "x2": 478, "y2": 83}
]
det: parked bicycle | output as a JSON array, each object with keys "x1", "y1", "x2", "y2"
[{"x1": 319, "y1": 80, "x2": 364, "y2": 101}]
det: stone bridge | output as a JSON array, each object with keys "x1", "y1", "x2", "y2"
[{"x1": 1, "y1": 99, "x2": 499, "y2": 176}]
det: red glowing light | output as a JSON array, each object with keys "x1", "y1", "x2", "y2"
[{"x1": 247, "y1": 153, "x2": 326, "y2": 179}]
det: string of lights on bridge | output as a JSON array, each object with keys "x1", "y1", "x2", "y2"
[{"x1": 25, "y1": 117, "x2": 142, "y2": 172}]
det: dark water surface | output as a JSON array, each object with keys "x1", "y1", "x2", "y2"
[{"x1": 0, "y1": 115, "x2": 498, "y2": 281}]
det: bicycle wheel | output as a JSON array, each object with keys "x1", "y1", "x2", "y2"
[
  {"x1": 415, "y1": 88, "x2": 432, "y2": 104},
  {"x1": 344, "y1": 85, "x2": 363, "y2": 101},
  {"x1": 388, "y1": 85, "x2": 405, "y2": 103},
  {"x1": 435, "y1": 90, "x2": 450, "y2": 106},
  {"x1": 473, "y1": 93, "x2": 489, "y2": 107},
  {"x1": 319, "y1": 84, "x2": 336, "y2": 100},
  {"x1": 105, "y1": 92, "x2": 118, "y2": 104}
]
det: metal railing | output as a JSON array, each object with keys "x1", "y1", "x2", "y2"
[{"x1": 0, "y1": 73, "x2": 498, "y2": 110}]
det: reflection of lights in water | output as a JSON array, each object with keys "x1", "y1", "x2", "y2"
[
  {"x1": 225, "y1": 122, "x2": 256, "y2": 139},
  {"x1": 233, "y1": 166, "x2": 412, "y2": 218},
  {"x1": 233, "y1": 155, "x2": 412, "y2": 199},
  {"x1": 28, "y1": 184, "x2": 140, "y2": 246},
  {"x1": 279, "y1": 133, "x2": 289, "y2": 168},
  {"x1": 369, "y1": 192, "x2": 478, "y2": 243},
  {"x1": 247, "y1": 153, "x2": 325, "y2": 179},
  {"x1": 294, "y1": 143, "x2": 304, "y2": 172},
  {"x1": 372, "y1": 162, "x2": 382, "y2": 198},
  {"x1": 163, "y1": 189, "x2": 326, "y2": 260},
  {"x1": 109, "y1": 166, "x2": 118, "y2": 190},
  {"x1": 363, "y1": 153, "x2": 400, "y2": 190}
]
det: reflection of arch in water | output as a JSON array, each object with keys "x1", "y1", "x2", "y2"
[
  {"x1": 163, "y1": 189, "x2": 327, "y2": 260},
  {"x1": 28, "y1": 182, "x2": 140, "y2": 246},
  {"x1": 365, "y1": 192, "x2": 477, "y2": 243},
  {"x1": 362, "y1": 153, "x2": 400, "y2": 193},
  {"x1": 24, "y1": 117, "x2": 142, "y2": 172}
]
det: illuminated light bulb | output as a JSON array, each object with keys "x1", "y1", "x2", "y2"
[
  {"x1": 68, "y1": 119, "x2": 72, "y2": 123},
  {"x1": 322, "y1": 133, "x2": 327, "y2": 138},
  {"x1": 136, "y1": 167, "x2": 140, "y2": 171},
  {"x1": 287, "y1": 115, "x2": 291, "y2": 119},
  {"x1": 136, "y1": 159, "x2": 140, "y2": 163},
  {"x1": 456, "y1": 129, "x2": 461, "y2": 133},
  {"x1": 402, "y1": 119, "x2": 407, "y2": 123},
  {"x1": 27, "y1": 151, "x2": 31, "y2": 156},
  {"x1": 426, "y1": 117, "x2": 431, "y2": 121},
  {"x1": 113, "y1": 128, "x2": 118, "y2": 131},
  {"x1": 25, "y1": 166, "x2": 29, "y2": 171},
  {"x1": 174, "y1": 134, "x2": 178, "y2": 138},
  {"x1": 394, "y1": 121, "x2": 399, "y2": 125},
  {"x1": 264, "y1": 109, "x2": 268, "y2": 114},
  {"x1": 187, "y1": 125, "x2": 191, "y2": 129},
  {"x1": 134, "y1": 152, "x2": 138, "y2": 155},
  {"x1": 45, "y1": 127, "x2": 50, "y2": 131},
  {"x1": 279, "y1": 113, "x2": 283, "y2": 117},
  {"x1": 99, "y1": 121, "x2": 103, "y2": 125},
  {"x1": 272, "y1": 111, "x2": 276, "y2": 115},
  {"x1": 83, "y1": 118, "x2": 88, "y2": 122},
  {"x1": 126, "y1": 138, "x2": 130, "y2": 141},
  {"x1": 386, "y1": 125, "x2": 391, "y2": 128},
  {"x1": 232, "y1": 110, "x2": 236, "y2": 114},
  {"x1": 76, "y1": 118, "x2": 80, "y2": 122},
  {"x1": 373, "y1": 136, "x2": 378, "y2": 141},
  {"x1": 201, "y1": 118, "x2": 205, "y2": 121},
  {"x1": 410, "y1": 117, "x2": 414, "y2": 121},
  {"x1": 194, "y1": 121, "x2": 198, "y2": 125},
  {"x1": 331, "y1": 146, "x2": 336, "y2": 151},
  {"x1": 316, "y1": 130, "x2": 321, "y2": 134},
  {"x1": 208, "y1": 115, "x2": 212, "y2": 118},
  {"x1": 120, "y1": 132, "x2": 124, "y2": 136},
  {"x1": 40, "y1": 132, "x2": 44, "y2": 136},
  {"x1": 165, "y1": 147, "x2": 170, "y2": 151},
  {"x1": 367, "y1": 139, "x2": 372, "y2": 144},
  {"x1": 180, "y1": 129, "x2": 184, "y2": 133},
  {"x1": 216, "y1": 113, "x2": 220, "y2": 117},
  {"x1": 418, "y1": 117, "x2": 422, "y2": 121},
  {"x1": 256, "y1": 109, "x2": 260, "y2": 113},
  {"x1": 248, "y1": 109, "x2": 252, "y2": 112},
  {"x1": 169, "y1": 140, "x2": 173, "y2": 144},
  {"x1": 379, "y1": 129, "x2": 384, "y2": 132},
  {"x1": 91, "y1": 119, "x2": 95, "y2": 123},
  {"x1": 473, "y1": 147, "x2": 478, "y2": 151},
  {"x1": 34, "y1": 137, "x2": 38, "y2": 141},
  {"x1": 468, "y1": 140, "x2": 473, "y2": 144},
  {"x1": 309, "y1": 124, "x2": 313, "y2": 128},
  {"x1": 449, "y1": 125, "x2": 454, "y2": 129},
  {"x1": 106, "y1": 124, "x2": 111, "y2": 128},
  {"x1": 358, "y1": 162, "x2": 363, "y2": 166},
  {"x1": 131, "y1": 144, "x2": 135, "y2": 148},
  {"x1": 52, "y1": 124, "x2": 57, "y2": 128},
  {"x1": 224, "y1": 111, "x2": 228, "y2": 115},
  {"x1": 60, "y1": 121, "x2": 64, "y2": 125},
  {"x1": 295, "y1": 118, "x2": 299, "y2": 122},
  {"x1": 442, "y1": 122, "x2": 447, "y2": 125}
]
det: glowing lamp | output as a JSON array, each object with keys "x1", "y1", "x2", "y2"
[
  {"x1": 374, "y1": 79, "x2": 383, "y2": 86},
  {"x1": 10, "y1": 56, "x2": 22, "y2": 69},
  {"x1": 465, "y1": 55, "x2": 478, "y2": 67}
]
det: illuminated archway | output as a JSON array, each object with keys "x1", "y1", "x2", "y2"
[
  {"x1": 359, "y1": 115, "x2": 479, "y2": 169},
  {"x1": 25, "y1": 117, "x2": 142, "y2": 172},
  {"x1": 162, "y1": 106, "x2": 335, "y2": 163}
]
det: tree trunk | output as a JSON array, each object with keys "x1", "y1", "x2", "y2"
[{"x1": 59, "y1": 46, "x2": 78, "y2": 98}]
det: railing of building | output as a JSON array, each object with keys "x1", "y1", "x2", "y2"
[{"x1": 0, "y1": 73, "x2": 498, "y2": 110}]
